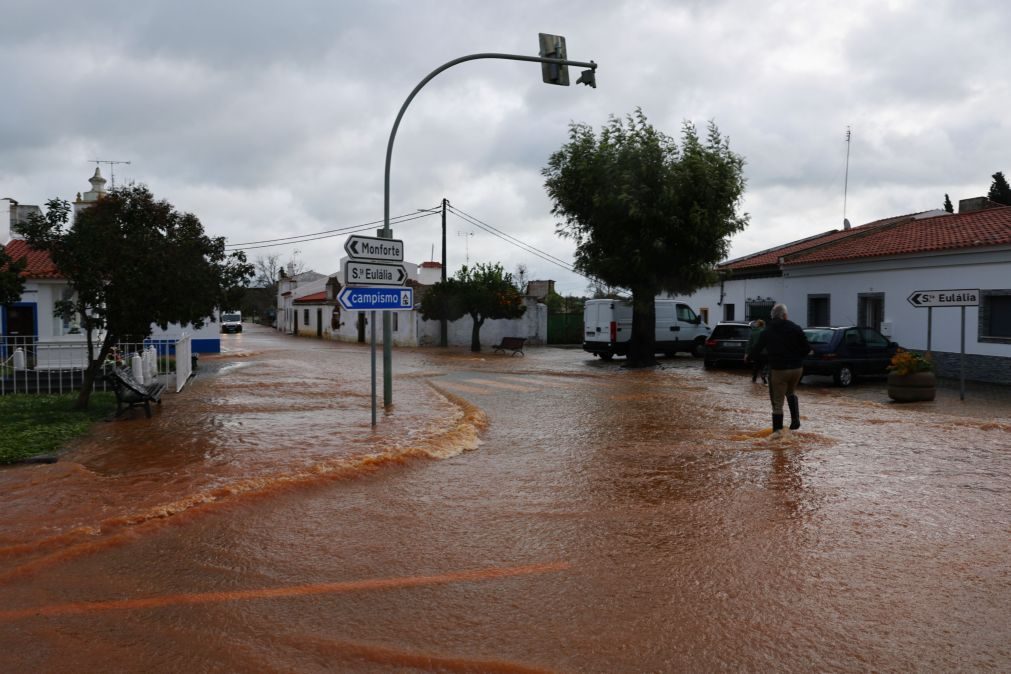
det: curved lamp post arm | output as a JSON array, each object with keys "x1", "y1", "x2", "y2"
[{"x1": 383, "y1": 52, "x2": 597, "y2": 234}]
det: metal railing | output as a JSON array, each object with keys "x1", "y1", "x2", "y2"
[{"x1": 0, "y1": 335, "x2": 191, "y2": 396}]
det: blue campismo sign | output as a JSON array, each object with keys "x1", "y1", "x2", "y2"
[{"x1": 337, "y1": 286, "x2": 414, "y2": 311}]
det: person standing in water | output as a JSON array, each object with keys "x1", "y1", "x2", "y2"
[
  {"x1": 747, "y1": 319, "x2": 767, "y2": 384},
  {"x1": 746, "y1": 304, "x2": 811, "y2": 432}
]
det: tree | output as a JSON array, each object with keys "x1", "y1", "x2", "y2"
[
  {"x1": 16, "y1": 186, "x2": 253, "y2": 408},
  {"x1": 544, "y1": 109, "x2": 748, "y2": 366},
  {"x1": 419, "y1": 262, "x2": 526, "y2": 352},
  {"x1": 988, "y1": 171, "x2": 1011, "y2": 206},
  {"x1": 0, "y1": 245, "x2": 26, "y2": 307},
  {"x1": 943, "y1": 194, "x2": 954, "y2": 213}
]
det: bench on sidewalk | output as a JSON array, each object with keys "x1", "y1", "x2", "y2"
[
  {"x1": 105, "y1": 367, "x2": 166, "y2": 418},
  {"x1": 492, "y1": 336, "x2": 527, "y2": 356}
]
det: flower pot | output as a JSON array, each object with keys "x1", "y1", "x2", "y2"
[{"x1": 887, "y1": 371, "x2": 936, "y2": 402}]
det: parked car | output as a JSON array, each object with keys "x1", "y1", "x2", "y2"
[
  {"x1": 583, "y1": 299, "x2": 710, "y2": 360},
  {"x1": 703, "y1": 321, "x2": 753, "y2": 368},
  {"x1": 802, "y1": 326, "x2": 899, "y2": 386}
]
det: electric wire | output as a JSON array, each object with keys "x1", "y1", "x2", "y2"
[
  {"x1": 447, "y1": 205, "x2": 575, "y2": 269},
  {"x1": 224, "y1": 208, "x2": 440, "y2": 250}
]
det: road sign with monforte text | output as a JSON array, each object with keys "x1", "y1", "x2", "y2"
[
  {"x1": 344, "y1": 235, "x2": 404, "y2": 262},
  {"x1": 343, "y1": 259, "x2": 408, "y2": 286},
  {"x1": 337, "y1": 286, "x2": 414, "y2": 311},
  {"x1": 907, "y1": 289, "x2": 979, "y2": 308}
]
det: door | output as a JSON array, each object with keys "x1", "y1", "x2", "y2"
[
  {"x1": 316, "y1": 309, "x2": 323, "y2": 338},
  {"x1": 859, "y1": 327, "x2": 894, "y2": 374},
  {"x1": 2, "y1": 303, "x2": 37, "y2": 365},
  {"x1": 841, "y1": 328, "x2": 868, "y2": 373},
  {"x1": 858, "y1": 293, "x2": 884, "y2": 331},
  {"x1": 357, "y1": 313, "x2": 367, "y2": 343},
  {"x1": 655, "y1": 301, "x2": 677, "y2": 349}
]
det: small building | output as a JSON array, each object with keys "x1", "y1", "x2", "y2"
[{"x1": 677, "y1": 199, "x2": 1011, "y2": 383}]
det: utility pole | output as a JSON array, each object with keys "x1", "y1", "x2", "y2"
[
  {"x1": 89, "y1": 159, "x2": 131, "y2": 189},
  {"x1": 440, "y1": 197, "x2": 448, "y2": 347}
]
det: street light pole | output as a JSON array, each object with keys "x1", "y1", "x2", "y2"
[
  {"x1": 381, "y1": 48, "x2": 598, "y2": 407},
  {"x1": 440, "y1": 197, "x2": 448, "y2": 347}
]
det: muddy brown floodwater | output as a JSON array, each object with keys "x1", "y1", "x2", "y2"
[{"x1": 2, "y1": 324, "x2": 1009, "y2": 672}]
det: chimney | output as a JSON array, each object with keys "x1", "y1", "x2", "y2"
[{"x1": 958, "y1": 196, "x2": 997, "y2": 214}]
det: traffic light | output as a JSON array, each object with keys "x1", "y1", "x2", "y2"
[{"x1": 538, "y1": 33, "x2": 570, "y2": 86}]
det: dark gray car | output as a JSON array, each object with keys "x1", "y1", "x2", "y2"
[{"x1": 703, "y1": 322, "x2": 753, "y2": 369}]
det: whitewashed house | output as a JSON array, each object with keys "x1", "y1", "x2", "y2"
[{"x1": 676, "y1": 198, "x2": 1011, "y2": 383}]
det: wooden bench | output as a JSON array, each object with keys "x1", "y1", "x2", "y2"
[
  {"x1": 492, "y1": 336, "x2": 527, "y2": 356},
  {"x1": 106, "y1": 367, "x2": 166, "y2": 418}
]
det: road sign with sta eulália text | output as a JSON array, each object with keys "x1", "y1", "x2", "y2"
[
  {"x1": 344, "y1": 235, "x2": 404, "y2": 262},
  {"x1": 337, "y1": 286, "x2": 414, "y2": 312},
  {"x1": 907, "y1": 289, "x2": 980, "y2": 308},
  {"x1": 343, "y1": 259, "x2": 408, "y2": 286}
]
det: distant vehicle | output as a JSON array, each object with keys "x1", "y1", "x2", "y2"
[
  {"x1": 221, "y1": 311, "x2": 243, "y2": 334},
  {"x1": 802, "y1": 326, "x2": 899, "y2": 386},
  {"x1": 703, "y1": 321, "x2": 753, "y2": 369},
  {"x1": 583, "y1": 299, "x2": 710, "y2": 360}
]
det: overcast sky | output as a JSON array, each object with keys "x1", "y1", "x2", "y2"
[{"x1": 3, "y1": 0, "x2": 1008, "y2": 295}]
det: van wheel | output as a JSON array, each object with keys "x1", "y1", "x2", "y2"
[
  {"x1": 599, "y1": 353, "x2": 613, "y2": 361},
  {"x1": 834, "y1": 365, "x2": 854, "y2": 387},
  {"x1": 692, "y1": 339, "x2": 706, "y2": 358}
]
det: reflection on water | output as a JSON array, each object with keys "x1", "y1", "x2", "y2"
[{"x1": 1, "y1": 328, "x2": 1008, "y2": 671}]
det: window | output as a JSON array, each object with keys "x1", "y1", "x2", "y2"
[
  {"x1": 807, "y1": 294, "x2": 830, "y2": 327},
  {"x1": 860, "y1": 328, "x2": 889, "y2": 347},
  {"x1": 746, "y1": 300, "x2": 774, "y2": 322},
  {"x1": 724, "y1": 303, "x2": 735, "y2": 321},
  {"x1": 699, "y1": 307, "x2": 709, "y2": 325},
  {"x1": 303, "y1": 308, "x2": 310, "y2": 324},
  {"x1": 980, "y1": 290, "x2": 1011, "y2": 342}
]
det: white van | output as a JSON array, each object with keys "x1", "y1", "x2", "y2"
[
  {"x1": 220, "y1": 310, "x2": 243, "y2": 334},
  {"x1": 583, "y1": 299, "x2": 710, "y2": 360}
]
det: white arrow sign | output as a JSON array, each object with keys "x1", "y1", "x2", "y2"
[
  {"x1": 907, "y1": 289, "x2": 979, "y2": 308},
  {"x1": 344, "y1": 235, "x2": 404, "y2": 262},
  {"x1": 343, "y1": 259, "x2": 408, "y2": 286}
]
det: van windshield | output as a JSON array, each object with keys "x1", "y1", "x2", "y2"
[{"x1": 222, "y1": 314, "x2": 241, "y2": 323}]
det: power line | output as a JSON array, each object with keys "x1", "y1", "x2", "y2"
[
  {"x1": 224, "y1": 209, "x2": 439, "y2": 250},
  {"x1": 447, "y1": 205, "x2": 574, "y2": 268}
]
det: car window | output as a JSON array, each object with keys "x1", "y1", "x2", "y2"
[
  {"x1": 804, "y1": 329, "x2": 834, "y2": 344},
  {"x1": 860, "y1": 328, "x2": 889, "y2": 348},
  {"x1": 714, "y1": 325, "x2": 750, "y2": 339},
  {"x1": 844, "y1": 329, "x2": 862, "y2": 346}
]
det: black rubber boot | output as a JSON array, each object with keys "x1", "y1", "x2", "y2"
[
  {"x1": 787, "y1": 395, "x2": 801, "y2": 430},
  {"x1": 772, "y1": 414, "x2": 784, "y2": 432}
]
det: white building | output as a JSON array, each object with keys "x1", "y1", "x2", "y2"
[{"x1": 676, "y1": 199, "x2": 1011, "y2": 383}]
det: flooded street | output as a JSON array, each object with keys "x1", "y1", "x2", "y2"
[{"x1": 2, "y1": 324, "x2": 1009, "y2": 672}]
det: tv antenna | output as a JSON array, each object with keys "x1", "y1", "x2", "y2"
[
  {"x1": 842, "y1": 127, "x2": 852, "y2": 230},
  {"x1": 457, "y1": 230, "x2": 474, "y2": 265},
  {"x1": 89, "y1": 159, "x2": 132, "y2": 189}
]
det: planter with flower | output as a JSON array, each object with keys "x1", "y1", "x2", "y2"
[{"x1": 886, "y1": 349, "x2": 936, "y2": 402}]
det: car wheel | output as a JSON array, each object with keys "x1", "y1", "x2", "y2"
[
  {"x1": 599, "y1": 353, "x2": 614, "y2": 361},
  {"x1": 703, "y1": 359, "x2": 714, "y2": 369},
  {"x1": 834, "y1": 365, "x2": 854, "y2": 387}
]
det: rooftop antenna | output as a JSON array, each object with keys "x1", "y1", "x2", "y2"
[
  {"x1": 842, "y1": 127, "x2": 852, "y2": 230},
  {"x1": 89, "y1": 159, "x2": 132, "y2": 189},
  {"x1": 457, "y1": 230, "x2": 474, "y2": 265}
]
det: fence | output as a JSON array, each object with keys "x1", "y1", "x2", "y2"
[{"x1": 1, "y1": 335, "x2": 192, "y2": 396}]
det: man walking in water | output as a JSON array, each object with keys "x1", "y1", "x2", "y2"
[{"x1": 746, "y1": 303, "x2": 812, "y2": 432}]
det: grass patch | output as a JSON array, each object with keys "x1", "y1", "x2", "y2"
[{"x1": 0, "y1": 392, "x2": 117, "y2": 464}]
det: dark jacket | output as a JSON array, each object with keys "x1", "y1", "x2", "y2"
[
  {"x1": 750, "y1": 318, "x2": 810, "y2": 370},
  {"x1": 747, "y1": 327, "x2": 765, "y2": 359}
]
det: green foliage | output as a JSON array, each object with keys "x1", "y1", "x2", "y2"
[
  {"x1": 15, "y1": 186, "x2": 253, "y2": 407},
  {"x1": 0, "y1": 243, "x2": 27, "y2": 306},
  {"x1": 943, "y1": 194, "x2": 954, "y2": 213},
  {"x1": 543, "y1": 109, "x2": 748, "y2": 365},
  {"x1": 0, "y1": 392, "x2": 116, "y2": 463},
  {"x1": 419, "y1": 262, "x2": 526, "y2": 351},
  {"x1": 988, "y1": 171, "x2": 1011, "y2": 206}
]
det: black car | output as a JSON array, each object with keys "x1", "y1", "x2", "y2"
[
  {"x1": 703, "y1": 321, "x2": 754, "y2": 368},
  {"x1": 802, "y1": 326, "x2": 899, "y2": 386}
]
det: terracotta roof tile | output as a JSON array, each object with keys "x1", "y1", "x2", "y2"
[
  {"x1": 1, "y1": 239, "x2": 62, "y2": 279},
  {"x1": 293, "y1": 291, "x2": 327, "y2": 303},
  {"x1": 783, "y1": 206, "x2": 1011, "y2": 265}
]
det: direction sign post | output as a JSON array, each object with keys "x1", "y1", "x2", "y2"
[
  {"x1": 343, "y1": 260, "x2": 408, "y2": 287},
  {"x1": 907, "y1": 289, "x2": 979, "y2": 401},
  {"x1": 345, "y1": 235, "x2": 404, "y2": 262},
  {"x1": 337, "y1": 286, "x2": 413, "y2": 312}
]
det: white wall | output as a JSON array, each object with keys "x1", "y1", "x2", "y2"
[
  {"x1": 782, "y1": 250, "x2": 1011, "y2": 357},
  {"x1": 416, "y1": 298, "x2": 547, "y2": 348}
]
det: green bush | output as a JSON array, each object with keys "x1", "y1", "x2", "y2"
[{"x1": 0, "y1": 392, "x2": 116, "y2": 464}]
